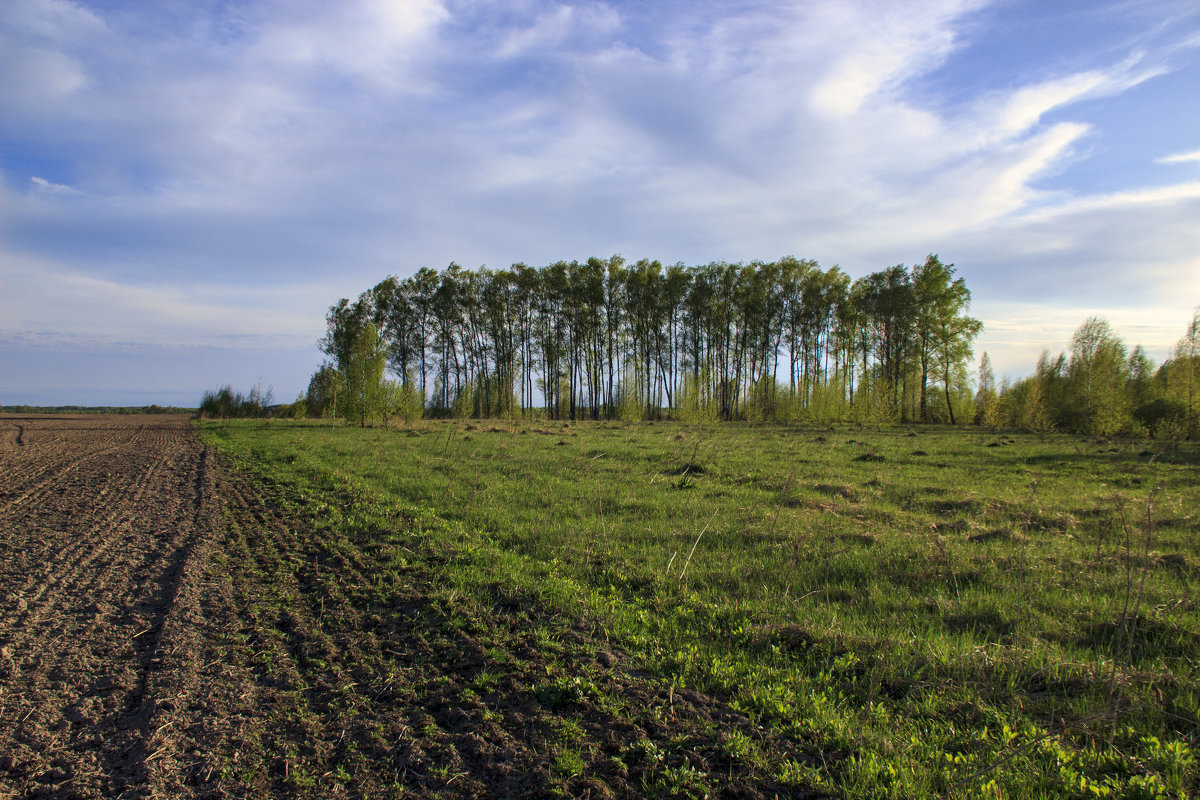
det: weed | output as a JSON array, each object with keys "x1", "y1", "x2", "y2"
[{"x1": 551, "y1": 747, "x2": 587, "y2": 779}]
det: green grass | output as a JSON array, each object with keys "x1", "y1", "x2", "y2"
[{"x1": 201, "y1": 418, "x2": 1200, "y2": 799}]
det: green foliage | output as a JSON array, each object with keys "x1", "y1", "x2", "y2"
[
  {"x1": 976, "y1": 353, "x2": 1002, "y2": 429},
  {"x1": 198, "y1": 383, "x2": 272, "y2": 419},
  {"x1": 616, "y1": 372, "x2": 643, "y2": 423},
  {"x1": 1006, "y1": 375, "x2": 1056, "y2": 434},
  {"x1": 673, "y1": 371, "x2": 717, "y2": 426},
  {"x1": 806, "y1": 378, "x2": 851, "y2": 424},
  {"x1": 450, "y1": 385, "x2": 475, "y2": 419},
  {"x1": 995, "y1": 312, "x2": 1200, "y2": 440},
  {"x1": 1134, "y1": 398, "x2": 1187, "y2": 439},
  {"x1": 310, "y1": 260, "x2": 1191, "y2": 442},
  {"x1": 283, "y1": 395, "x2": 308, "y2": 419},
  {"x1": 745, "y1": 375, "x2": 777, "y2": 422},
  {"x1": 857, "y1": 377, "x2": 900, "y2": 425},
  {"x1": 394, "y1": 375, "x2": 425, "y2": 424},
  {"x1": 342, "y1": 322, "x2": 388, "y2": 427},
  {"x1": 306, "y1": 364, "x2": 341, "y2": 419},
  {"x1": 1164, "y1": 309, "x2": 1200, "y2": 439},
  {"x1": 912, "y1": 254, "x2": 983, "y2": 424},
  {"x1": 1066, "y1": 316, "x2": 1130, "y2": 435}
]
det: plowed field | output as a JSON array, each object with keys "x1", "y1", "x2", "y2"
[
  {"x1": 0, "y1": 416, "x2": 810, "y2": 799},
  {"x1": 0, "y1": 416, "x2": 227, "y2": 797}
]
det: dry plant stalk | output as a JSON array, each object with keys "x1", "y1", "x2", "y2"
[
  {"x1": 679, "y1": 510, "x2": 718, "y2": 582},
  {"x1": 1014, "y1": 480, "x2": 1038, "y2": 644},
  {"x1": 1106, "y1": 482, "x2": 1162, "y2": 743},
  {"x1": 770, "y1": 468, "x2": 797, "y2": 537}
]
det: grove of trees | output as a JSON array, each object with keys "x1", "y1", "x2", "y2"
[
  {"x1": 978, "y1": 311, "x2": 1200, "y2": 440},
  {"x1": 309, "y1": 254, "x2": 987, "y2": 426}
]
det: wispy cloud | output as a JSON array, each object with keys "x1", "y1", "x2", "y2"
[
  {"x1": 250, "y1": 0, "x2": 449, "y2": 90},
  {"x1": 805, "y1": 0, "x2": 985, "y2": 117},
  {"x1": 973, "y1": 57, "x2": 1165, "y2": 144},
  {"x1": 1157, "y1": 148, "x2": 1200, "y2": 164},
  {"x1": 0, "y1": 253, "x2": 328, "y2": 349},
  {"x1": 30, "y1": 176, "x2": 80, "y2": 194}
]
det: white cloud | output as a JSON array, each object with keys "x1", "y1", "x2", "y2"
[
  {"x1": 252, "y1": 0, "x2": 448, "y2": 89},
  {"x1": 0, "y1": 47, "x2": 90, "y2": 130},
  {"x1": 975, "y1": 300, "x2": 1198, "y2": 380},
  {"x1": 0, "y1": 252, "x2": 329, "y2": 349},
  {"x1": 493, "y1": 3, "x2": 621, "y2": 59},
  {"x1": 978, "y1": 59, "x2": 1164, "y2": 143},
  {"x1": 496, "y1": 5, "x2": 575, "y2": 58},
  {"x1": 938, "y1": 183, "x2": 1200, "y2": 315},
  {"x1": 1012, "y1": 181, "x2": 1200, "y2": 221},
  {"x1": 2, "y1": 0, "x2": 106, "y2": 41},
  {"x1": 806, "y1": 0, "x2": 981, "y2": 117},
  {"x1": 30, "y1": 176, "x2": 80, "y2": 194},
  {"x1": 1157, "y1": 148, "x2": 1200, "y2": 164}
]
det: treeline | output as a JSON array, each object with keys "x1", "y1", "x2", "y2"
[
  {"x1": 0, "y1": 405, "x2": 195, "y2": 415},
  {"x1": 308, "y1": 254, "x2": 985, "y2": 425},
  {"x1": 979, "y1": 313, "x2": 1200, "y2": 440}
]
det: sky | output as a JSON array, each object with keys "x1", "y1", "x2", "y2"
[{"x1": 1, "y1": 0, "x2": 1198, "y2": 407}]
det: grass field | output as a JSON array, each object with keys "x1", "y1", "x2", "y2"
[{"x1": 201, "y1": 419, "x2": 1199, "y2": 799}]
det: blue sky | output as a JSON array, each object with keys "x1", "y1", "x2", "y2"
[{"x1": 1, "y1": 0, "x2": 1198, "y2": 406}]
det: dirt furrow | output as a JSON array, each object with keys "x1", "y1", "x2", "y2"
[
  {"x1": 0, "y1": 440, "x2": 187, "y2": 666},
  {"x1": 0, "y1": 416, "x2": 221, "y2": 798},
  {"x1": 0, "y1": 427, "x2": 146, "y2": 517}
]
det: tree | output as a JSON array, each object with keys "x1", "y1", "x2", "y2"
[
  {"x1": 320, "y1": 297, "x2": 372, "y2": 376},
  {"x1": 975, "y1": 352, "x2": 999, "y2": 428},
  {"x1": 857, "y1": 265, "x2": 915, "y2": 418},
  {"x1": 912, "y1": 255, "x2": 983, "y2": 424},
  {"x1": 306, "y1": 363, "x2": 341, "y2": 420},
  {"x1": 315, "y1": 254, "x2": 1003, "y2": 427},
  {"x1": 1067, "y1": 317, "x2": 1129, "y2": 435},
  {"x1": 380, "y1": 375, "x2": 424, "y2": 426},
  {"x1": 343, "y1": 322, "x2": 388, "y2": 427},
  {"x1": 1170, "y1": 309, "x2": 1200, "y2": 437}
]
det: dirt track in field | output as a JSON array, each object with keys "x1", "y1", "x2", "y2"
[{"x1": 0, "y1": 416, "x2": 814, "y2": 799}]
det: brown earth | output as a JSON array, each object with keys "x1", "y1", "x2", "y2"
[{"x1": 0, "y1": 416, "x2": 816, "y2": 799}]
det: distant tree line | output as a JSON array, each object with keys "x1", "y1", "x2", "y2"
[
  {"x1": 307, "y1": 254, "x2": 986, "y2": 426},
  {"x1": 977, "y1": 312, "x2": 1200, "y2": 440},
  {"x1": 0, "y1": 405, "x2": 196, "y2": 415}
]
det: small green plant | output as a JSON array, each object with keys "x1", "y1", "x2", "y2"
[
  {"x1": 624, "y1": 739, "x2": 665, "y2": 768},
  {"x1": 720, "y1": 730, "x2": 758, "y2": 764},
  {"x1": 552, "y1": 747, "x2": 587, "y2": 779},
  {"x1": 645, "y1": 763, "x2": 710, "y2": 799},
  {"x1": 535, "y1": 675, "x2": 595, "y2": 709}
]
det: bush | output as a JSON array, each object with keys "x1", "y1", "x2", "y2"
[
  {"x1": 451, "y1": 386, "x2": 475, "y2": 419},
  {"x1": 197, "y1": 383, "x2": 272, "y2": 419},
  {"x1": 1135, "y1": 398, "x2": 1188, "y2": 439}
]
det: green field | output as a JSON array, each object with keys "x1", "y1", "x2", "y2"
[{"x1": 201, "y1": 419, "x2": 1199, "y2": 799}]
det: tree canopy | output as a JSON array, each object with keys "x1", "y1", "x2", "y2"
[{"x1": 312, "y1": 254, "x2": 985, "y2": 425}]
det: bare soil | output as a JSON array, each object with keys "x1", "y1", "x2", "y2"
[{"x1": 0, "y1": 416, "x2": 814, "y2": 799}]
